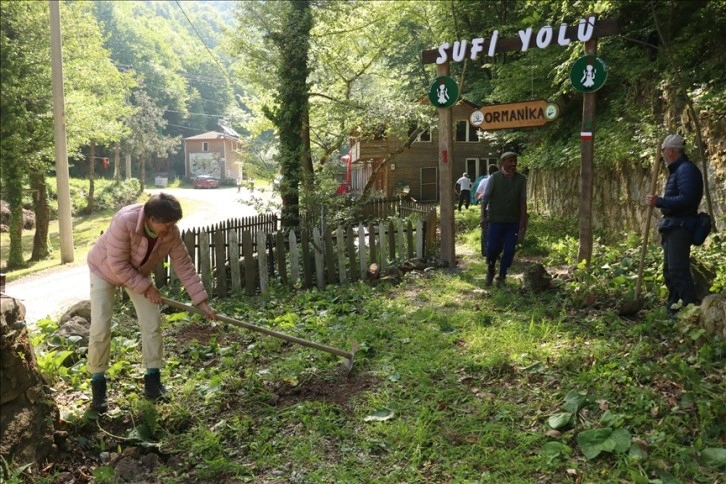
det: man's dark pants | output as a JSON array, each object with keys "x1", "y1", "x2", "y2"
[
  {"x1": 486, "y1": 222, "x2": 519, "y2": 278},
  {"x1": 661, "y1": 227, "x2": 697, "y2": 309},
  {"x1": 458, "y1": 190, "x2": 471, "y2": 211}
]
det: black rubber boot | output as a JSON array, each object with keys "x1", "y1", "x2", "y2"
[
  {"x1": 90, "y1": 378, "x2": 108, "y2": 413},
  {"x1": 496, "y1": 276, "x2": 506, "y2": 288},
  {"x1": 485, "y1": 264, "x2": 496, "y2": 286},
  {"x1": 144, "y1": 372, "x2": 169, "y2": 401}
]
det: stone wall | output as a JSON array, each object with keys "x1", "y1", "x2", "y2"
[{"x1": 526, "y1": 156, "x2": 726, "y2": 234}]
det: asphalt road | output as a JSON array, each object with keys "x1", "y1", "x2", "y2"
[{"x1": 4, "y1": 186, "x2": 274, "y2": 328}]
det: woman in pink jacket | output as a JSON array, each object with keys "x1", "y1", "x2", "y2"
[{"x1": 86, "y1": 193, "x2": 216, "y2": 412}]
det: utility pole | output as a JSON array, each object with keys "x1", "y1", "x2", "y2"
[{"x1": 49, "y1": 0, "x2": 74, "y2": 263}]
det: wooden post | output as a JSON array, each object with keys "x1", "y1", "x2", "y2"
[
  {"x1": 229, "y1": 229, "x2": 241, "y2": 294},
  {"x1": 313, "y1": 227, "x2": 325, "y2": 289},
  {"x1": 276, "y1": 231, "x2": 287, "y2": 285},
  {"x1": 242, "y1": 230, "x2": 255, "y2": 296},
  {"x1": 577, "y1": 38, "x2": 597, "y2": 268},
  {"x1": 200, "y1": 231, "x2": 212, "y2": 296},
  {"x1": 437, "y1": 61, "x2": 455, "y2": 266},
  {"x1": 257, "y1": 230, "x2": 268, "y2": 294},
  {"x1": 214, "y1": 228, "x2": 226, "y2": 297},
  {"x1": 302, "y1": 229, "x2": 313, "y2": 289},
  {"x1": 358, "y1": 224, "x2": 367, "y2": 280},
  {"x1": 324, "y1": 229, "x2": 335, "y2": 284},
  {"x1": 416, "y1": 220, "x2": 424, "y2": 259},
  {"x1": 336, "y1": 227, "x2": 347, "y2": 284},
  {"x1": 379, "y1": 221, "x2": 387, "y2": 272},
  {"x1": 289, "y1": 230, "x2": 300, "y2": 286},
  {"x1": 346, "y1": 226, "x2": 356, "y2": 280}
]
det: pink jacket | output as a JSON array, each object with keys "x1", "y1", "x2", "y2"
[{"x1": 87, "y1": 204, "x2": 208, "y2": 305}]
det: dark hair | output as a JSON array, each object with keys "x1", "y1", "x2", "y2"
[
  {"x1": 488, "y1": 164, "x2": 499, "y2": 176},
  {"x1": 144, "y1": 193, "x2": 183, "y2": 223}
]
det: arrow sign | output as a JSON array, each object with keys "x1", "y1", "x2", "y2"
[{"x1": 469, "y1": 100, "x2": 559, "y2": 131}]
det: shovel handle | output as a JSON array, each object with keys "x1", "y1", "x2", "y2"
[
  {"x1": 636, "y1": 144, "x2": 661, "y2": 298},
  {"x1": 161, "y1": 297, "x2": 354, "y2": 360}
]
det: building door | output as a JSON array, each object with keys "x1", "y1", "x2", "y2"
[
  {"x1": 420, "y1": 167, "x2": 438, "y2": 201},
  {"x1": 466, "y1": 158, "x2": 480, "y2": 178}
]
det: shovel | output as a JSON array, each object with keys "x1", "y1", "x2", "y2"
[
  {"x1": 620, "y1": 144, "x2": 661, "y2": 316},
  {"x1": 161, "y1": 297, "x2": 359, "y2": 375}
]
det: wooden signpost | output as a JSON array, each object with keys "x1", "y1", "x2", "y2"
[
  {"x1": 421, "y1": 16, "x2": 618, "y2": 267},
  {"x1": 469, "y1": 100, "x2": 560, "y2": 131}
]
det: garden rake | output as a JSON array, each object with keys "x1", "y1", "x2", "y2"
[{"x1": 161, "y1": 297, "x2": 358, "y2": 375}]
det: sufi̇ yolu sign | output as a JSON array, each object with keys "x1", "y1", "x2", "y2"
[{"x1": 469, "y1": 100, "x2": 560, "y2": 131}]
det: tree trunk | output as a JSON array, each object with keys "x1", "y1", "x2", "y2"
[
  {"x1": 140, "y1": 155, "x2": 146, "y2": 192},
  {"x1": 4, "y1": 179, "x2": 25, "y2": 269},
  {"x1": 30, "y1": 171, "x2": 50, "y2": 261},
  {"x1": 84, "y1": 143, "x2": 95, "y2": 215},
  {"x1": 114, "y1": 143, "x2": 121, "y2": 182}
]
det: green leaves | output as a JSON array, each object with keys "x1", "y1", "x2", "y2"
[
  {"x1": 577, "y1": 428, "x2": 632, "y2": 460},
  {"x1": 700, "y1": 448, "x2": 726, "y2": 469},
  {"x1": 547, "y1": 412, "x2": 574, "y2": 430},
  {"x1": 545, "y1": 391, "x2": 632, "y2": 461}
]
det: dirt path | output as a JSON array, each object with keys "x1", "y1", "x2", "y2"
[{"x1": 3, "y1": 187, "x2": 273, "y2": 328}]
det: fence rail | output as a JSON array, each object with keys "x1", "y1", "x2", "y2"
[{"x1": 154, "y1": 198, "x2": 437, "y2": 296}]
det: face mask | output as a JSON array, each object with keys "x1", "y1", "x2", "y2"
[{"x1": 144, "y1": 223, "x2": 158, "y2": 238}]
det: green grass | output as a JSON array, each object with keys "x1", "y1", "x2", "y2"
[{"x1": 11, "y1": 207, "x2": 726, "y2": 483}]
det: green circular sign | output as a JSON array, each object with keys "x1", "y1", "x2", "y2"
[
  {"x1": 570, "y1": 55, "x2": 608, "y2": 92},
  {"x1": 428, "y1": 76, "x2": 459, "y2": 109},
  {"x1": 544, "y1": 103, "x2": 559, "y2": 120}
]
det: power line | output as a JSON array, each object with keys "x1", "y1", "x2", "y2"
[
  {"x1": 166, "y1": 123, "x2": 206, "y2": 131},
  {"x1": 174, "y1": 1, "x2": 234, "y2": 87},
  {"x1": 165, "y1": 109, "x2": 224, "y2": 118}
]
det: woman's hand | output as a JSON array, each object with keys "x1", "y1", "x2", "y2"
[
  {"x1": 144, "y1": 285, "x2": 162, "y2": 304},
  {"x1": 198, "y1": 301, "x2": 217, "y2": 320}
]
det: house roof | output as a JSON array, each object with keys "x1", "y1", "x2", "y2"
[{"x1": 184, "y1": 127, "x2": 240, "y2": 141}]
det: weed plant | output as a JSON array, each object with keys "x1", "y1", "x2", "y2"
[{"x1": 16, "y1": 210, "x2": 726, "y2": 483}]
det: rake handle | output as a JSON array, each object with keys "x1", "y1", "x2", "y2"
[
  {"x1": 636, "y1": 144, "x2": 661, "y2": 299},
  {"x1": 161, "y1": 297, "x2": 353, "y2": 359}
]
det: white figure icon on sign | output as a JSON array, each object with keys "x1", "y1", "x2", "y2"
[
  {"x1": 437, "y1": 84, "x2": 449, "y2": 104},
  {"x1": 581, "y1": 64, "x2": 596, "y2": 88}
]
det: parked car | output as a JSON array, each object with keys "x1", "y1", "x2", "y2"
[{"x1": 192, "y1": 175, "x2": 220, "y2": 189}]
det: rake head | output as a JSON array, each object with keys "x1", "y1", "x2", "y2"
[{"x1": 339, "y1": 341, "x2": 360, "y2": 376}]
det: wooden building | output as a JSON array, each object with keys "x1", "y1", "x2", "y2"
[{"x1": 348, "y1": 100, "x2": 499, "y2": 201}]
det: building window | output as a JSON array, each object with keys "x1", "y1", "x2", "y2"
[
  {"x1": 455, "y1": 121, "x2": 478, "y2": 142},
  {"x1": 202, "y1": 142, "x2": 209, "y2": 152},
  {"x1": 408, "y1": 125, "x2": 431, "y2": 143}
]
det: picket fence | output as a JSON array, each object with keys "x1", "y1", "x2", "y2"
[{"x1": 154, "y1": 198, "x2": 437, "y2": 296}]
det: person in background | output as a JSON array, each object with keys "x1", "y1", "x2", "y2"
[
  {"x1": 86, "y1": 193, "x2": 217, "y2": 413},
  {"x1": 477, "y1": 164, "x2": 500, "y2": 256},
  {"x1": 480, "y1": 152, "x2": 528, "y2": 287},
  {"x1": 236, "y1": 177, "x2": 242, "y2": 193},
  {"x1": 455, "y1": 172, "x2": 472, "y2": 212},
  {"x1": 645, "y1": 134, "x2": 703, "y2": 317}
]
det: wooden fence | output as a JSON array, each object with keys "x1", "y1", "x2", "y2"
[{"x1": 154, "y1": 199, "x2": 438, "y2": 296}]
